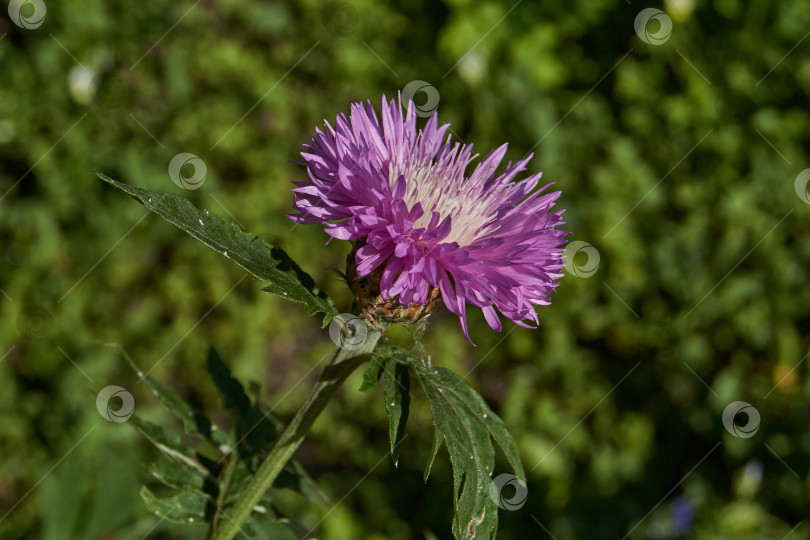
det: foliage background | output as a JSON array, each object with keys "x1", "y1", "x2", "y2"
[{"x1": 1, "y1": 0, "x2": 809, "y2": 538}]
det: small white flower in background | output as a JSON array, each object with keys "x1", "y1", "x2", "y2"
[{"x1": 69, "y1": 66, "x2": 98, "y2": 105}]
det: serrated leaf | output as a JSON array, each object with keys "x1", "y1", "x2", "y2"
[
  {"x1": 384, "y1": 360, "x2": 410, "y2": 466},
  {"x1": 123, "y1": 353, "x2": 230, "y2": 449},
  {"x1": 130, "y1": 416, "x2": 198, "y2": 462},
  {"x1": 97, "y1": 172, "x2": 338, "y2": 326},
  {"x1": 129, "y1": 416, "x2": 218, "y2": 490},
  {"x1": 372, "y1": 346, "x2": 525, "y2": 540},
  {"x1": 207, "y1": 349, "x2": 277, "y2": 455},
  {"x1": 140, "y1": 485, "x2": 212, "y2": 524},
  {"x1": 438, "y1": 370, "x2": 525, "y2": 483},
  {"x1": 145, "y1": 453, "x2": 211, "y2": 494},
  {"x1": 132, "y1": 347, "x2": 330, "y2": 532},
  {"x1": 359, "y1": 354, "x2": 385, "y2": 392},
  {"x1": 207, "y1": 348, "x2": 252, "y2": 415},
  {"x1": 205, "y1": 350, "x2": 328, "y2": 507}
]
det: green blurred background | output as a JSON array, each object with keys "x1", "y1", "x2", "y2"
[{"x1": 1, "y1": 0, "x2": 809, "y2": 538}]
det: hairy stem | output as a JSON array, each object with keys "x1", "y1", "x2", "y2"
[{"x1": 209, "y1": 329, "x2": 381, "y2": 540}]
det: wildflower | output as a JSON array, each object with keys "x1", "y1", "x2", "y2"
[{"x1": 289, "y1": 96, "x2": 568, "y2": 342}]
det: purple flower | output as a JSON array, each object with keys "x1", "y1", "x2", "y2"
[
  {"x1": 289, "y1": 95, "x2": 569, "y2": 343},
  {"x1": 671, "y1": 496, "x2": 694, "y2": 536}
]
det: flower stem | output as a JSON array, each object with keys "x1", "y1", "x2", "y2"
[{"x1": 209, "y1": 329, "x2": 381, "y2": 540}]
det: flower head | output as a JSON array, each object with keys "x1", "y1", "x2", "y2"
[{"x1": 289, "y1": 95, "x2": 569, "y2": 343}]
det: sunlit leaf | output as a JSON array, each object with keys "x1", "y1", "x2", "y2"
[
  {"x1": 371, "y1": 346, "x2": 526, "y2": 540},
  {"x1": 97, "y1": 172, "x2": 338, "y2": 326}
]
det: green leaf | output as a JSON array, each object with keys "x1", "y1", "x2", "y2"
[
  {"x1": 129, "y1": 414, "x2": 218, "y2": 488},
  {"x1": 207, "y1": 348, "x2": 252, "y2": 416},
  {"x1": 372, "y1": 346, "x2": 525, "y2": 540},
  {"x1": 274, "y1": 459, "x2": 330, "y2": 507},
  {"x1": 359, "y1": 354, "x2": 385, "y2": 392},
  {"x1": 207, "y1": 348, "x2": 278, "y2": 455},
  {"x1": 205, "y1": 350, "x2": 328, "y2": 507},
  {"x1": 130, "y1": 416, "x2": 198, "y2": 462},
  {"x1": 97, "y1": 173, "x2": 338, "y2": 326},
  {"x1": 140, "y1": 485, "x2": 211, "y2": 524},
  {"x1": 145, "y1": 453, "x2": 210, "y2": 494},
  {"x1": 384, "y1": 359, "x2": 410, "y2": 466},
  {"x1": 123, "y1": 352, "x2": 230, "y2": 449},
  {"x1": 132, "y1": 347, "x2": 331, "y2": 533},
  {"x1": 424, "y1": 419, "x2": 442, "y2": 482},
  {"x1": 243, "y1": 514, "x2": 299, "y2": 540},
  {"x1": 223, "y1": 453, "x2": 328, "y2": 510}
]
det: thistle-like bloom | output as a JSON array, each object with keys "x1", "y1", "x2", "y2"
[{"x1": 289, "y1": 96, "x2": 569, "y2": 343}]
